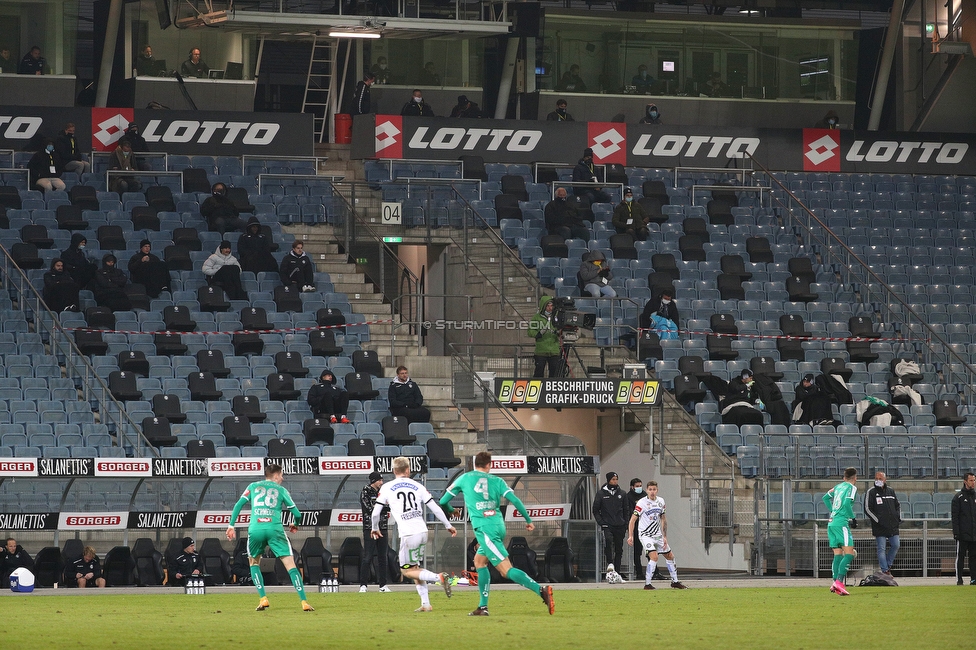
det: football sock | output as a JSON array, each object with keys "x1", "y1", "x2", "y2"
[
  {"x1": 477, "y1": 567, "x2": 491, "y2": 608},
  {"x1": 416, "y1": 582, "x2": 430, "y2": 607},
  {"x1": 417, "y1": 569, "x2": 440, "y2": 583},
  {"x1": 288, "y1": 568, "x2": 307, "y2": 601},
  {"x1": 666, "y1": 560, "x2": 678, "y2": 583},
  {"x1": 645, "y1": 561, "x2": 655, "y2": 584},
  {"x1": 831, "y1": 554, "x2": 841, "y2": 581},
  {"x1": 250, "y1": 565, "x2": 266, "y2": 598},
  {"x1": 838, "y1": 553, "x2": 855, "y2": 580},
  {"x1": 507, "y1": 568, "x2": 540, "y2": 593}
]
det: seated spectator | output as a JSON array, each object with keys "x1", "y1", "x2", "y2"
[
  {"x1": 1, "y1": 537, "x2": 33, "y2": 582},
  {"x1": 578, "y1": 250, "x2": 616, "y2": 298},
  {"x1": 544, "y1": 187, "x2": 589, "y2": 240},
  {"x1": 449, "y1": 95, "x2": 481, "y2": 118},
  {"x1": 546, "y1": 98, "x2": 574, "y2": 122},
  {"x1": 572, "y1": 148, "x2": 610, "y2": 205},
  {"x1": 123, "y1": 122, "x2": 152, "y2": 171},
  {"x1": 279, "y1": 240, "x2": 316, "y2": 292},
  {"x1": 791, "y1": 373, "x2": 835, "y2": 426},
  {"x1": 815, "y1": 110, "x2": 840, "y2": 129},
  {"x1": 307, "y1": 368, "x2": 351, "y2": 424},
  {"x1": 419, "y1": 61, "x2": 440, "y2": 86},
  {"x1": 202, "y1": 240, "x2": 247, "y2": 300},
  {"x1": 558, "y1": 64, "x2": 586, "y2": 92},
  {"x1": 173, "y1": 537, "x2": 201, "y2": 587},
  {"x1": 127, "y1": 239, "x2": 171, "y2": 298},
  {"x1": 18, "y1": 46, "x2": 45, "y2": 75},
  {"x1": 71, "y1": 546, "x2": 106, "y2": 589},
  {"x1": 0, "y1": 47, "x2": 16, "y2": 74},
  {"x1": 388, "y1": 365, "x2": 431, "y2": 423},
  {"x1": 611, "y1": 187, "x2": 649, "y2": 241},
  {"x1": 200, "y1": 183, "x2": 245, "y2": 235},
  {"x1": 108, "y1": 138, "x2": 142, "y2": 193},
  {"x1": 231, "y1": 542, "x2": 252, "y2": 585},
  {"x1": 640, "y1": 288, "x2": 678, "y2": 331},
  {"x1": 400, "y1": 89, "x2": 435, "y2": 117},
  {"x1": 55, "y1": 123, "x2": 91, "y2": 175},
  {"x1": 43, "y1": 258, "x2": 81, "y2": 312},
  {"x1": 27, "y1": 138, "x2": 65, "y2": 193},
  {"x1": 92, "y1": 254, "x2": 131, "y2": 311},
  {"x1": 639, "y1": 103, "x2": 662, "y2": 125},
  {"x1": 61, "y1": 233, "x2": 98, "y2": 288},
  {"x1": 631, "y1": 64, "x2": 655, "y2": 94},
  {"x1": 237, "y1": 217, "x2": 278, "y2": 274}
]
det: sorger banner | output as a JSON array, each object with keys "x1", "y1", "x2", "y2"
[{"x1": 494, "y1": 378, "x2": 662, "y2": 407}]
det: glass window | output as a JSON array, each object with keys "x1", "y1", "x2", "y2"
[
  {"x1": 0, "y1": 0, "x2": 78, "y2": 76},
  {"x1": 367, "y1": 39, "x2": 484, "y2": 88}
]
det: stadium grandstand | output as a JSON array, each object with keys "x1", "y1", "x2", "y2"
[{"x1": 0, "y1": 0, "x2": 972, "y2": 588}]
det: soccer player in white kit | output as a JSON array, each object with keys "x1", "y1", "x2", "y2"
[
  {"x1": 371, "y1": 456, "x2": 458, "y2": 611},
  {"x1": 626, "y1": 481, "x2": 687, "y2": 590}
]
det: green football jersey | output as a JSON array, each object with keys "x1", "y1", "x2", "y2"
[
  {"x1": 230, "y1": 479, "x2": 301, "y2": 530},
  {"x1": 443, "y1": 470, "x2": 513, "y2": 529},
  {"x1": 824, "y1": 481, "x2": 857, "y2": 523}
]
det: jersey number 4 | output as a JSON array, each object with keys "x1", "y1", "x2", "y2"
[
  {"x1": 474, "y1": 478, "x2": 490, "y2": 500},
  {"x1": 253, "y1": 486, "x2": 279, "y2": 507}
]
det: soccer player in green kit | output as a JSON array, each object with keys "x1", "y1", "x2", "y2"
[
  {"x1": 226, "y1": 463, "x2": 314, "y2": 612},
  {"x1": 823, "y1": 467, "x2": 858, "y2": 596},
  {"x1": 438, "y1": 451, "x2": 554, "y2": 616}
]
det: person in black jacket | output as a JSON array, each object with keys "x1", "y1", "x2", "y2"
[
  {"x1": 640, "y1": 288, "x2": 678, "y2": 330},
  {"x1": 792, "y1": 374, "x2": 834, "y2": 425},
  {"x1": 92, "y1": 254, "x2": 131, "y2": 311},
  {"x1": 200, "y1": 183, "x2": 245, "y2": 235},
  {"x1": 1, "y1": 538, "x2": 33, "y2": 582},
  {"x1": 61, "y1": 233, "x2": 97, "y2": 288},
  {"x1": 449, "y1": 95, "x2": 481, "y2": 118},
  {"x1": 54, "y1": 123, "x2": 90, "y2": 175},
  {"x1": 352, "y1": 72, "x2": 376, "y2": 115},
  {"x1": 864, "y1": 471, "x2": 901, "y2": 576},
  {"x1": 72, "y1": 546, "x2": 106, "y2": 588},
  {"x1": 593, "y1": 471, "x2": 629, "y2": 573},
  {"x1": 306, "y1": 368, "x2": 351, "y2": 424},
  {"x1": 127, "y1": 239, "x2": 171, "y2": 298},
  {"x1": 952, "y1": 472, "x2": 976, "y2": 585},
  {"x1": 27, "y1": 139, "x2": 65, "y2": 192},
  {"x1": 388, "y1": 365, "x2": 430, "y2": 423},
  {"x1": 359, "y1": 471, "x2": 390, "y2": 593},
  {"x1": 544, "y1": 187, "x2": 589, "y2": 240},
  {"x1": 400, "y1": 89, "x2": 435, "y2": 117},
  {"x1": 279, "y1": 240, "x2": 316, "y2": 292},
  {"x1": 173, "y1": 537, "x2": 202, "y2": 587},
  {"x1": 625, "y1": 478, "x2": 645, "y2": 581},
  {"x1": 231, "y1": 541, "x2": 252, "y2": 586},
  {"x1": 237, "y1": 217, "x2": 278, "y2": 274},
  {"x1": 571, "y1": 147, "x2": 610, "y2": 205},
  {"x1": 42, "y1": 258, "x2": 80, "y2": 312}
]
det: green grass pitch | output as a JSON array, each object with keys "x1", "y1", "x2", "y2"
[{"x1": 0, "y1": 585, "x2": 967, "y2": 649}]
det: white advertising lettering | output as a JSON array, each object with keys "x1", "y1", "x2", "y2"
[
  {"x1": 846, "y1": 139, "x2": 968, "y2": 164},
  {"x1": 59, "y1": 512, "x2": 128, "y2": 529},
  {"x1": 632, "y1": 134, "x2": 759, "y2": 159},
  {"x1": 490, "y1": 455, "x2": 528, "y2": 474},
  {"x1": 318, "y1": 457, "x2": 373, "y2": 474},
  {"x1": 408, "y1": 127, "x2": 542, "y2": 152},
  {"x1": 142, "y1": 120, "x2": 281, "y2": 146},
  {"x1": 0, "y1": 116, "x2": 43, "y2": 140}
]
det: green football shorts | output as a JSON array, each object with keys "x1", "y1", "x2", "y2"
[
  {"x1": 247, "y1": 527, "x2": 293, "y2": 559},
  {"x1": 827, "y1": 523, "x2": 852, "y2": 548},
  {"x1": 473, "y1": 525, "x2": 509, "y2": 565}
]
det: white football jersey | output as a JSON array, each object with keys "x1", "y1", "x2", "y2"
[
  {"x1": 375, "y1": 477, "x2": 435, "y2": 537},
  {"x1": 634, "y1": 495, "x2": 666, "y2": 538}
]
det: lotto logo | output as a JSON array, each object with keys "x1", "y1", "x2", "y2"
[
  {"x1": 803, "y1": 129, "x2": 840, "y2": 171},
  {"x1": 91, "y1": 108, "x2": 134, "y2": 151},
  {"x1": 588, "y1": 123, "x2": 627, "y2": 164},
  {"x1": 375, "y1": 116, "x2": 402, "y2": 158}
]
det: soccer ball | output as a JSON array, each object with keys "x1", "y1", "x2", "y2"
[{"x1": 606, "y1": 566, "x2": 623, "y2": 584}]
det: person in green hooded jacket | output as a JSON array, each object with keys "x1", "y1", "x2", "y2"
[{"x1": 528, "y1": 296, "x2": 563, "y2": 378}]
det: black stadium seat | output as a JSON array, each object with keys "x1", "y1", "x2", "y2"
[
  {"x1": 300, "y1": 537, "x2": 334, "y2": 584},
  {"x1": 543, "y1": 537, "x2": 579, "y2": 583},
  {"x1": 337, "y1": 537, "x2": 363, "y2": 585},
  {"x1": 132, "y1": 538, "x2": 165, "y2": 587}
]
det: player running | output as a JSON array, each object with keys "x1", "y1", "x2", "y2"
[
  {"x1": 824, "y1": 467, "x2": 859, "y2": 596},
  {"x1": 226, "y1": 463, "x2": 314, "y2": 612},
  {"x1": 626, "y1": 480, "x2": 687, "y2": 590},
  {"x1": 438, "y1": 451, "x2": 554, "y2": 617},
  {"x1": 371, "y1": 456, "x2": 457, "y2": 612}
]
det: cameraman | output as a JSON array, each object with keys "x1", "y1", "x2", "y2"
[
  {"x1": 578, "y1": 250, "x2": 617, "y2": 298},
  {"x1": 529, "y1": 296, "x2": 564, "y2": 377}
]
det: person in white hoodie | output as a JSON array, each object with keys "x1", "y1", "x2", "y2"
[{"x1": 202, "y1": 240, "x2": 247, "y2": 300}]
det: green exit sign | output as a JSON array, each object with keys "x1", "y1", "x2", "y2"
[
  {"x1": 382, "y1": 236, "x2": 403, "y2": 243},
  {"x1": 355, "y1": 257, "x2": 368, "y2": 264},
  {"x1": 925, "y1": 23, "x2": 935, "y2": 35}
]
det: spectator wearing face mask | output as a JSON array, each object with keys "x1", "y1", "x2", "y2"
[
  {"x1": 370, "y1": 56, "x2": 391, "y2": 84},
  {"x1": 400, "y1": 89, "x2": 435, "y2": 116},
  {"x1": 572, "y1": 147, "x2": 611, "y2": 205},
  {"x1": 200, "y1": 182, "x2": 245, "y2": 234},
  {"x1": 61, "y1": 233, "x2": 98, "y2": 289},
  {"x1": 626, "y1": 478, "x2": 645, "y2": 581},
  {"x1": 544, "y1": 186, "x2": 589, "y2": 240},
  {"x1": 815, "y1": 110, "x2": 841, "y2": 129},
  {"x1": 578, "y1": 250, "x2": 616, "y2": 298},
  {"x1": 546, "y1": 98, "x2": 574, "y2": 122},
  {"x1": 108, "y1": 138, "x2": 141, "y2": 193},
  {"x1": 27, "y1": 138, "x2": 66, "y2": 192},
  {"x1": 631, "y1": 65, "x2": 655, "y2": 94},
  {"x1": 123, "y1": 122, "x2": 152, "y2": 171},
  {"x1": 640, "y1": 288, "x2": 678, "y2": 331},
  {"x1": 612, "y1": 187, "x2": 649, "y2": 241},
  {"x1": 639, "y1": 103, "x2": 662, "y2": 125}
]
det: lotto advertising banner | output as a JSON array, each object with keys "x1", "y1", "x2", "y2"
[
  {"x1": 494, "y1": 378, "x2": 662, "y2": 408},
  {"x1": 0, "y1": 106, "x2": 312, "y2": 156},
  {"x1": 353, "y1": 114, "x2": 976, "y2": 175}
]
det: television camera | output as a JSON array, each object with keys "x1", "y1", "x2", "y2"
[{"x1": 549, "y1": 297, "x2": 596, "y2": 343}]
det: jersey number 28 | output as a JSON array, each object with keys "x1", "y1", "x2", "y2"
[{"x1": 253, "y1": 486, "x2": 279, "y2": 507}]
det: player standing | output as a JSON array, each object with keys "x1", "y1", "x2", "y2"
[
  {"x1": 626, "y1": 480, "x2": 687, "y2": 590},
  {"x1": 371, "y1": 456, "x2": 457, "y2": 612},
  {"x1": 438, "y1": 451, "x2": 554, "y2": 616},
  {"x1": 226, "y1": 463, "x2": 314, "y2": 612},
  {"x1": 823, "y1": 467, "x2": 859, "y2": 596}
]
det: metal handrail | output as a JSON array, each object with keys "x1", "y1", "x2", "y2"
[{"x1": 0, "y1": 244, "x2": 157, "y2": 457}]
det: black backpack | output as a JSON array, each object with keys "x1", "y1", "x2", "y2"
[{"x1": 858, "y1": 573, "x2": 897, "y2": 587}]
